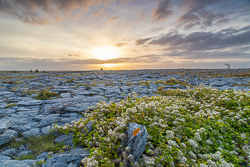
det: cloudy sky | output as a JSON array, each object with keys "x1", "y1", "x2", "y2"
[{"x1": 0, "y1": 0, "x2": 250, "y2": 70}]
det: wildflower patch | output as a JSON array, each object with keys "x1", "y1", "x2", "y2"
[{"x1": 54, "y1": 85, "x2": 250, "y2": 167}]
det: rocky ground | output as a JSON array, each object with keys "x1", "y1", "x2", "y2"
[{"x1": 0, "y1": 69, "x2": 249, "y2": 167}]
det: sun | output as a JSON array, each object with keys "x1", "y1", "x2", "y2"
[{"x1": 91, "y1": 46, "x2": 121, "y2": 60}]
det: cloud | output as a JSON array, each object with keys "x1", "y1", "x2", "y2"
[
  {"x1": 107, "y1": 16, "x2": 118, "y2": 22},
  {"x1": 91, "y1": 8, "x2": 106, "y2": 19},
  {"x1": 116, "y1": 43, "x2": 126, "y2": 47},
  {"x1": 132, "y1": 12, "x2": 147, "y2": 24},
  {"x1": 149, "y1": 25, "x2": 250, "y2": 52},
  {"x1": 135, "y1": 38, "x2": 152, "y2": 45},
  {"x1": 150, "y1": 26, "x2": 164, "y2": 32},
  {"x1": 151, "y1": 0, "x2": 173, "y2": 22},
  {"x1": 0, "y1": 54, "x2": 167, "y2": 70},
  {"x1": 139, "y1": 25, "x2": 250, "y2": 61},
  {"x1": 174, "y1": 0, "x2": 250, "y2": 29},
  {"x1": 68, "y1": 54, "x2": 80, "y2": 57},
  {"x1": 0, "y1": 0, "x2": 112, "y2": 25}
]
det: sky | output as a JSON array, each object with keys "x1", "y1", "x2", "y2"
[{"x1": 0, "y1": 0, "x2": 250, "y2": 70}]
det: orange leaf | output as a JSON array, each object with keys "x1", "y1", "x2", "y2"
[{"x1": 133, "y1": 128, "x2": 140, "y2": 136}]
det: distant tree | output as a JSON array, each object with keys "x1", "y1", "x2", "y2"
[
  {"x1": 101, "y1": 68, "x2": 103, "y2": 71},
  {"x1": 30, "y1": 70, "x2": 32, "y2": 72},
  {"x1": 35, "y1": 69, "x2": 39, "y2": 73},
  {"x1": 224, "y1": 63, "x2": 231, "y2": 69}
]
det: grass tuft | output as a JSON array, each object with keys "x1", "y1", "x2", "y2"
[
  {"x1": 35, "y1": 89, "x2": 59, "y2": 100},
  {"x1": 7, "y1": 133, "x2": 65, "y2": 160}
]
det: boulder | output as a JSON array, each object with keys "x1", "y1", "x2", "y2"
[{"x1": 125, "y1": 122, "x2": 147, "y2": 163}]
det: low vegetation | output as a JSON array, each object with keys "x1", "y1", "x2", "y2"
[
  {"x1": 35, "y1": 89, "x2": 59, "y2": 100},
  {"x1": 55, "y1": 85, "x2": 250, "y2": 166},
  {"x1": 7, "y1": 133, "x2": 65, "y2": 160},
  {"x1": 139, "y1": 78, "x2": 188, "y2": 87},
  {"x1": 5, "y1": 103, "x2": 17, "y2": 108}
]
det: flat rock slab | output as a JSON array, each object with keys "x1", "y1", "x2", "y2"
[
  {"x1": 17, "y1": 100, "x2": 43, "y2": 106},
  {"x1": 0, "y1": 130, "x2": 18, "y2": 146},
  {"x1": 42, "y1": 153, "x2": 90, "y2": 167},
  {"x1": 0, "y1": 119, "x2": 12, "y2": 134},
  {"x1": 0, "y1": 91, "x2": 13, "y2": 97},
  {"x1": 64, "y1": 103, "x2": 93, "y2": 113},
  {"x1": 0, "y1": 160, "x2": 30, "y2": 167},
  {"x1": 55, "y1": 133, "x2": 73, "y2": 146},
  {"x1": 0, "y1": 155, "x2": 11, "y2": 160},
  {"x1": 22, "y1": 128, "x2": 41, "y2": 138}
]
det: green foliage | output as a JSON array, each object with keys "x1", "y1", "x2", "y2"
[
  {"x1": 55, "y1": 85, "x2": 250, "y2": 166},
  {"x1": 35, "y1": 69, "x2": 39, "y2": 73},
  {"x1": 65, "y1": 79, "x2": 74, "y2": 83},
  {"x1": 35, "y1": 89, "x2": 58, "y2": 100},
  {"x1": 30, "y1": 70, "x2": 32, "y2": 72},
  {"x1": 7, "y1": 133, "x2": 65, "y2": 159},
  {"x1": 15, "y1": 154, "x2": 37, "y2": 160},
  {"x1": 5, "y1": 103, "x2": 17, "y2": 108}
]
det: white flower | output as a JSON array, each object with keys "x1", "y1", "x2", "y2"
[
  {"x1": 166, "y1": 130, "x2": 174, "y2": 139},
  {"x1": 194, "y1": 132, "x2": 202, "y2": 141}
]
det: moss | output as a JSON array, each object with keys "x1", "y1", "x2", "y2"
[{"x1": 5, "y1": 103, "x2": 17, "y2": 108}]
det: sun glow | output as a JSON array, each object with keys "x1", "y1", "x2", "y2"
[{"x1": 91, "y1": 46, "x2": 121, "y2": 60}]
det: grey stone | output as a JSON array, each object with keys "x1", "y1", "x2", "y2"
[
  {"x1": 1, "y1": 148, "x2": 16, "y2": 156},
  {"x1": 42, "y1": 153, "x2": 89, "y2": 167},
  {"x1": 55, "y1": 133, "x2": 73, "y2": 146},
  {"x1": 22, "y1": 128, "x2": 41, "y2": 138},
  {"x1": 17, "y1": 100, "x2": 43, "y2": 106},
  {"x1": 0, "y1": 160, "x2": 30, "y2": 167},
  {"x1": 42, "y1": 162, "x2": 69, "y2": 167},
  {"x1": 69, "y1": 148, "x2": 90, "y2": 155},
  {"x1": 125, "y1": 122, "x2": 147, "y2": 163},
  {"x1": 0, "y1": 130, "x2": 18, "y2": 146},
  {"x1": 59, "y1": 117, "x2": 79, "y2": 124},
  {"x1": 20, "y1": 160, "x2": 36, "y2": 166},
  {"x1": 0, "y1": 155, "x2": 11, "y2": 160},
  {"x1": 81, "y1": 121, "x2": 93, "y2": 136},
  {"x1": 60, "y1": 93, "x2": 71, "y2": 98},
  {"x1": 17, "y1": 150, "x2": 31, "y2": 158},
  {"x1": 0, "y1": 91, "x2": 13, "y2": 97},
  {"x1": 18, "y1": 125, "x2": 32, "y2": 132},
  {"x1": 0, "y1": 119, "x2": 12, "y2": 133},
  {"x1": 39, "y1": 117, "x2": 61, "y2": 127},
  {"x1": 67, "y1": 162, "x2": 77, "y2": 167},
  {"x1": 41, "y1": 126, "x2": 51, "y2": 134},
  {"x1": 64, "y1": 103, "x2": 93, "y2": 113},
  {"x1": 36, "y1": 152, "x2": 49, "y2": 160}
]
